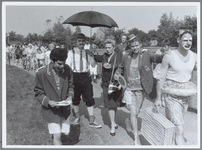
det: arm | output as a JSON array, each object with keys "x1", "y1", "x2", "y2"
[
  {"x1": 154, "y1": 54, "x2": 170, "y2": 109},
  {"x1": 34, "y1": 73, "x2": 51, "y2": 108},
  {"x1": 149, "y1": 52, "x2": 164, "y2": 64},
  {"x1": 88, "y1": 54, "x2": 97, "y2": 67},
  {"x1": 94, "y1": 54, "x2": 103, "y2": 63},
  {"x1": 66, "y1": 66, "x2": 74, "y2": 101},
  {"x1": 114, "y1": 54, "x2": 125, "y2": 80},
  {"x1": 65, "y1": 51, "x2": 73, "y2": 68},
  {"x1": 190, "y1": 52, "x2": 197, "y2": 82},
  {"x1": 193, "y1": 52, "x2": 197, "y2": 71}
]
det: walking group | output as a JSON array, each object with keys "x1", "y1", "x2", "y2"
[
  {"x1": 6, "y1": 42, "x2": 61, "y2": 71},
  {"x1": 34, "y1": 26, "x2": 197, "y2": 145}
]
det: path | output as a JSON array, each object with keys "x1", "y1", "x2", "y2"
[{"x1": 9, "y1": 61, "x2": 198, "y2": 146}]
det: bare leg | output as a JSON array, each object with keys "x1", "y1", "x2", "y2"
[
  {"x1": 129, "y1": 105, "x2": 140, "y2": 145},
  {"x1": 53, "y1": 133, "x2": 62, "y2": 145},
  {"x1": 175, "y1": 125, "x2": 185, "y2": 145},
  {"x1": 108, "y1": 108, "x2": 117, "y2": 133},
  {"x1": 73, "y1": 105, "x2": 80, "y2": 118}
]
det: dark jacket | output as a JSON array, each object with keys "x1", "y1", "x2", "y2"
[
  {"x1": 94, "y1": 51, "x2": 122, "y2": 87},
  {"x1": 117, "y1": 50, "x2": 163, "y2": 99},
  {"x1": 34, "y1": 62, "x2": 74, "y2": 123}
]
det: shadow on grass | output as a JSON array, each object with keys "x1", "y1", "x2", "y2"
[{"x1": 62, "y1": 125, "x2": 80, "y2": 145}]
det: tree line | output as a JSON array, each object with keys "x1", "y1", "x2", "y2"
[{"x1": 6, "y1": 13, "x2": 197, "y2": 52}]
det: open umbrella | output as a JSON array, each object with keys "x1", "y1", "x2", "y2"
[{"x1": 62, "y1": 10, "x2": 118, "y2": 28}]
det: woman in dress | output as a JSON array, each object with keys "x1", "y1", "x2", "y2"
[{"x1": 92, "y1": 39, "x2": 123, "y2": 136}]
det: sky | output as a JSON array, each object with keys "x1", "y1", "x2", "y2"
[{"x1": 4, "y1": 2, "x2": 199, "y2": 37}]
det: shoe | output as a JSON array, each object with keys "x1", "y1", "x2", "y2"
[
  {"x1": 72, "y1": 118, "x2": 80, "y2": 125},
  {"x1": 89, "y1": 122, "x2": 102, "y2": 129},
  {"x1": 110, "y1": 132, "x2": 116, "y2": 136},
  {"x1": 115, "y1": 124, "x2": 118, "y2": 129}
]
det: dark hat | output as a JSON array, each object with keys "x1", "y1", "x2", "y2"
[
  {"x1": 77, "y1": 33, "x2": 86, "y2": 39},
  {"x1": 128, "y1": 33, "x2": 136, "y2": 41}
]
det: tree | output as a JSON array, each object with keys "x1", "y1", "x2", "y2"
[
  {"x1": 8, "y1": 31, "x2": 17, "y2": 41},
  {"x1": 75, "y1": 26, "x2": 81, "y2": 34},
  {"x1": 156, "y1": 13, "x2": 176, "y2": 46}
]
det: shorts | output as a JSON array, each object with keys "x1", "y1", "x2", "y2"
[
  {"x1": 73, "y1": 72, "x2": 95, "y2": 107},
  {"x1": 48, "y1": 117, "x2": 70, "y2": 135},
  {"x1": 122, "y1": 90, "x2": 144, "y2": 113},
  {"x1": 163, "y1": 93, "x2": 189, "y2": 126}
]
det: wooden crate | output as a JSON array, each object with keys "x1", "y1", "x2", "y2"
[{"x1": 141, "y1": 106, "x2": 175, "y2": 145}]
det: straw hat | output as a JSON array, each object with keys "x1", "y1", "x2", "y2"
[{"x1": 128, "y1": 34, "x2": 136, "y2": 41}]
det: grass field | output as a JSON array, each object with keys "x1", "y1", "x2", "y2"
[
  {"x1": 6, "y1": 65, "x2": 107, "y2": 145},
  {"x1": 6, "y1": 65, "x2": 53, "y2": 145}
]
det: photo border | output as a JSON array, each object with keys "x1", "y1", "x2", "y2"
[{"x1": 1, "y1": 0, "x2": 201, "y2": 149}]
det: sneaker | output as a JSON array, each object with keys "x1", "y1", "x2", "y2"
[
  {"x1": 72, "y1": 118, "x2": 80, "y2": 125},
  {"x1": 89, "y1": 122, "x2": 102, "y2": 129}
]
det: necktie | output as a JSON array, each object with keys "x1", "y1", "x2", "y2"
[{"x1": 80, "y1": 50, "x2": 83, "y2": 72}]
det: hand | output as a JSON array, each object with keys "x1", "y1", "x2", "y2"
[
  {"x1": 66, "y1": 96, "x2": 72, "y2": 103},
  {"x1": 114, "y1": 71, "x2": 120, "y2": 80},
  {"x1": 161, "y1": 95, "x2": 165, "y2": 107},
  {"x1": 154, "y1": 98, "x2": 162, "y2": 110},
  {"x1": 89, "y1": 50, "x2": 98, "y2": 56},
  {"x1": 93, "y1": 50, "x2": 98, "y2": 55},
  {"x1": 48, "y1": 100, "x2": 58, "y2": 107},
  {"x1": 141, "y1": 49, "x2": 148, "y2": 52},
  {"x1": 103, "y1": 63, "x2": 111, "y2": 69}
]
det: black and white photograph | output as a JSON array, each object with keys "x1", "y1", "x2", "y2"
[{"x1": 2, "y1": 1, "x2": 200, "y2": 148}]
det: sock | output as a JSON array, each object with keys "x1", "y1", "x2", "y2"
[
  {"x1": 89, "y1": 115, "x2": 95, "y2": 124},
  {"x1": 75, "y1": 112, "x2": 80, "y2": 119}
]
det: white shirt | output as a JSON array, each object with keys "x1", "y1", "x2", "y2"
[
  {"x1": 84, "y1": 44, "x2": 90, "y2": 50},
  {"x1": 166, "y1": 50, "x2": 195, "y2": 82},
  {"x1": 45, "y1": 50, "x2": 51, "y2": 64},
  {"x1": 66, "y1": 47, "x2": 93, "y2": 73},
  {"x1": 36, "y1": 53, "x2": 45, "y2": 60}
]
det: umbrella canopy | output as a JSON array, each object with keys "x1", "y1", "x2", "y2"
[{"x1": 62, "y1": 10, "x2": 118, "y2": 28}]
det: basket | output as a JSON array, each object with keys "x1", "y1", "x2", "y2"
[{"x1": 141, "y1": 106, "x2": 175, "y2": 145}]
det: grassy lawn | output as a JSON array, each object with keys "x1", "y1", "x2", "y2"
[
  {"x1": 6, "y1": 65, "x2": 52, "y2": 145},
  {"x1": 6, "y1": 65, "x2": 106, "y2": 145}
]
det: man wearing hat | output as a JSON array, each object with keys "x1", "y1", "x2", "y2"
[
  {"x1": 115, "y1": 34, "x2": 127, "y2": 53},
  {"x1": 154, "y1": 27, "x2": 197, "y2": 145},
  {"x1": 122, "y1": 33, "x2": 136, "y2": 55},
  {"x1": 66, "y1": 33, "x2": 102, "y2": 128}
]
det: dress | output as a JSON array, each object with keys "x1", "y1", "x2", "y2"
[{"x1": 94, "y1": 51, "x2": 123, "y2": 108}]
